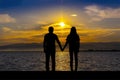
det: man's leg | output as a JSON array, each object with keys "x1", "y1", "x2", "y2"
[
  {"x1": 45, "y1": 53, "x2": 50, "y2": 71},
  {"x1": 51, "y1": 52, "x2": 55, "y2": 71}
]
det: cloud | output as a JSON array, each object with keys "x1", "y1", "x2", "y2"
[
  {"x1": 71, "y1": 14, "x2": 77, "y2": 17},
  {"x1": 0, "y1": 14, "x2": 16, "y2": 23},
  {"x1": 2, "y1": 27, "x2": 12, "y2": 32},
  {"x1": 85, "y1": 5, "x2": 120, "y2": 21}
]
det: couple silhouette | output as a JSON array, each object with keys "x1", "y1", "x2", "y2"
[{"x1": 43, "y1": 26, "x2": 80, "y2": 71}]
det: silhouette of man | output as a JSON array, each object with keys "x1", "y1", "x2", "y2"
[
  {"x1": 63, "y1": 27, "x2": 80, "y2": 71},
  {"x1": 43, "y1": 26, "x2": 62, "y2": 71}
]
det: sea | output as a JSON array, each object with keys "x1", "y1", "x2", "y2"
[{"x1": 0, "y1": 51, "x2": 120, "y2": 71}]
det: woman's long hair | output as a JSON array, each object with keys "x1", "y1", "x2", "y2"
[{"x1": 70, "y1": 27, "x2": 77, "y2": 35}]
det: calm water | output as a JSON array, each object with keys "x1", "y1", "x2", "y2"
[{"x1": 0, "y1": 51, "x2": 120, "y2": 71}]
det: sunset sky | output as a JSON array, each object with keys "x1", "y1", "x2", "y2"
[{"x1": 0, "y1": 0, "x2": 120, "y2": 46}]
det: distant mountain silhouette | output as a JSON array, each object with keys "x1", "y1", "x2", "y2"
[
  {"x1": 0, "y1": 42, "x2": 120, "y2": 51},
  {"x1": 81, "y1": 42, "x2": 120, "y2": 50},
  {"x1": 0, "y1": 43, "x2": 42, "y2": 50}
]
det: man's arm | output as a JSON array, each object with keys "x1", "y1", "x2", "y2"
[
  {"x1": 63, "y1": 35, "x2": 69, "y2": 51},
  {"x1": 55, "y1": 35, "x2": 63, "y2": 51}
]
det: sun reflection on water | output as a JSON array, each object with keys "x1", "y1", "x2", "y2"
[{"x1": 56, "y1": 52, "x2": 70, "y2": 71}]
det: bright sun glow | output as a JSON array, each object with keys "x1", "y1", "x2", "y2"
[{"x1": 59, "y1": 22, "x2": 65, "y2": 27}]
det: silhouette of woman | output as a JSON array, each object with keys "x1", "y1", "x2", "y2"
[{"x1": 63, "y1": 27, "x2": 80, "y2": 71}]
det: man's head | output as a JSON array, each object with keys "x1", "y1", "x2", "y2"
[{"x1": 49, "y1": 26, "x2": 54, "y2": 33}]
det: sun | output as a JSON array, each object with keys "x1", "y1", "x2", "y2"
[{"x1": 59, "y1": 22, "x2": 65, "y2": 27}]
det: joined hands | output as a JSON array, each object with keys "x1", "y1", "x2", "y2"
[{"x1": 60, "y1": 47, "x2": 65, "y2": 52}]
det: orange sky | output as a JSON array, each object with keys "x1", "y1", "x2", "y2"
[
  {"x1": 0, "y1": 1, "x2": 120, "y2": 46},
  {"x1": 1, "y1": 21, "x2": 120, "y2": 46}
]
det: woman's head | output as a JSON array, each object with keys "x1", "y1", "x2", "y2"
[{"x1": 70, "y1": 27, "x2": 77, "y2": 34}]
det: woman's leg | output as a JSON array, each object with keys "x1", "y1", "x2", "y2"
[
  {"x1": 74, "y1": 51, "x2": 78, "y2": 71},
  {"x1": 69, "y1": 51, "x2": 73, "y2": 71}
]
